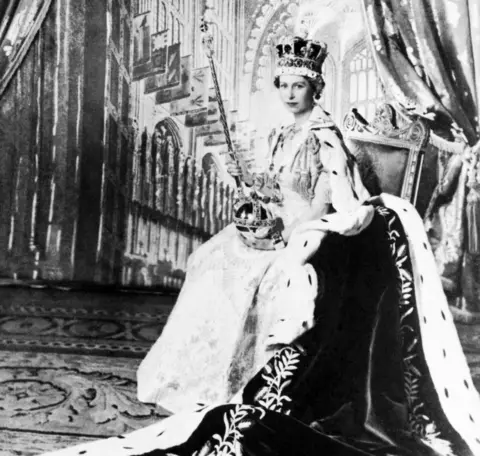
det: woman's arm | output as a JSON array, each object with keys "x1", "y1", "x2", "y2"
[
  {"x1": 283, "y1": 127, "x2": 370, "y2": 238},
  {"x1": 281, "y1": 127, "x2": 373, "y2": 265},
  {"x1": 226, "y1": 128, "x2": 276, "y2": 189},
  {"x1": 315, "y1": 127, "x2": 371, "y2": 212}
]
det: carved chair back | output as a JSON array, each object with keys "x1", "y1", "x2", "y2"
[{"x1": 343, "y1": 104, "x2": 434, "y2": 216}]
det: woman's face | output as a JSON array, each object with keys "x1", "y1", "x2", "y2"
[{"x1": 277, "y1": 75, "x2": 314, "y2": 115}]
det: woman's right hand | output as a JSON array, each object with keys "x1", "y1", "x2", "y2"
[{"x1": 226, "y1": 159, "x2": 243, "y2": 178}]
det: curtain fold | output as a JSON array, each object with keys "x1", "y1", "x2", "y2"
[{"x1": 361, "y1": 0, "x2": 480, "y2": 315}]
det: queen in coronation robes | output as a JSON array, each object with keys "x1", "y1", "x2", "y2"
[{"x1": 42, "y1": 36, "x2": 480, "y2": 456}]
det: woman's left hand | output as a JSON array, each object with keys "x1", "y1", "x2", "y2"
[{"x1": 226, "y1": 159, "x2": 243, "y2": 178}]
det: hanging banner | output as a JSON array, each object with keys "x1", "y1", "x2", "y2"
[
  {"x1": 184, "y1": 107, "x2": 208, "y2": 127},
  {"x1": 132, "y1": 13, "x2": 152, "y2": 81},
  {"x1": 232, "y1": 119, "x2": 253, "y2": 147},
  {"x1": 185, "y1": 87, "x2": 216, "y2": 127},
  {"x1": 145, "y1": 72, "x2": 167, "y2": 93},
  {"x1": 152, "y1": 55, "x2": 191, "y2": 99},
  {"x1": 204, "y1": 132, "x2": 227, "y2": 146},
  {"x1": 204, "y1": 110, "x2": 237, "y2": 146},
  {"x1": 229, "y1": 110, "x2": 239, "y2": 136},
  {"x1": 144, "y1": 42, "x2": 182, "y2": 93},
  {"x1": 195, "y1": 92, "x2": 230, "y2": 136},
  {"x1": 166, "y1": 43, "x2": 181, "y2": 86},
  {"x1": 169, "y1": 66, "x2": 209, "y2": 115},
  {"x1": 151, "y1": 30, "x2": 168, "y2": 73}
]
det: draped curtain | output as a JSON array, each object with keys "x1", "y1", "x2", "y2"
[{"x1": 361, "y1": 0, "x2": 480, "y2": 316}]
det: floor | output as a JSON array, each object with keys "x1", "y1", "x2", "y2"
[
  {"x1": 0, "y1": 287, "x2": 175, "y2": 456},
  {"x1": 0, "y1": 286, "x2": 478, "y2": 456}
]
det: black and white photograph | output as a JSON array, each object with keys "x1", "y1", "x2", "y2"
[{"x1": 0, "y1": 0, "x2": 479, "y2": 455}]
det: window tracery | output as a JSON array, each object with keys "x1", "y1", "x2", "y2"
[
  {"x1": 153, "y1": 0, "x2": 188, "y2": 53},
  {"x1": 343, "y1": 41, "x2": 385, "y2": 121}
]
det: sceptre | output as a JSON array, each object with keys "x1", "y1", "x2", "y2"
[
  {"x1": 199, "y1": 17, "x2": 284, "y2": 250},
  {"x1": 199, "y1": 17, "x2": 246, "y2": 199}
]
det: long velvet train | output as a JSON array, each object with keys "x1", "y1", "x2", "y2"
[
  {"x1": 40, "y1": 202, "x2": 480, "y2": 456},
  {"x1": 134, "y1": 207, "x2": 472, "y2": 456}
]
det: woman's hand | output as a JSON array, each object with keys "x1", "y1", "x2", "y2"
[
  {"x1": 253, "y1": 173, "x2": 266, "y2": 191},
  {"x1": 225, "y1": 159, "x2": 243, "y2": 178}
]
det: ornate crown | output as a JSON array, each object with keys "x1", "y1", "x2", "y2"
[{"x1": 275, "y1": 36, "x2": 328, "y2": 82}]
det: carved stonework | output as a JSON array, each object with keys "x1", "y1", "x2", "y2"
[
  {"x1": 125, "y1": 117, "x2": 236, "y2": 289},
  {"x1": 244, "y1": 0, "x2": 363, "y2": 92}
]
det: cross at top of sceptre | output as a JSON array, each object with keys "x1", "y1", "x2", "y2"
[{"x1": 200, "y1": 16, "x2": 214, "y2": 57}]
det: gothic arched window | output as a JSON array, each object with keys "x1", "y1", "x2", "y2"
[
  {"x1": 170, "y1": 13, "x2": 175, "y2": 44},
  {"x1": 321, "y1": 54, "x2": 335, "y2": 117},
  {"x1": 145, "y1": 121, "x2": 181, "y2": 216},
  {"x1": 342, "y1": 40, "x2": 385, "y2": 121},
  {"x1": 202, "y1": 153, "x2": 220, "y2": 176},
  {"x1": 155, "y1": 0, "x2": 166, "y2": 32},
  {"x1": 137, "y1": 0, "x2": 151, "y2": 15}
]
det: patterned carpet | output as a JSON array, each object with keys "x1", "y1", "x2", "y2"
[
  {"x1": 0, "y1": 286, "x2": 478, "y2": 456},
  {"x1": 0, "y1": 287, "x2": 176, "y2": 357},
  {"x1": 0, "y1": 287, "x2": 175, "y2": 456},
  {"x1": 0, "y1": 352, "x2": 171, "y2": 455}
]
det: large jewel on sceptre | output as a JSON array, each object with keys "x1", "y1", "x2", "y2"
[{"x1": 200, "y1": 17, "x2": 284, "y2": 250}]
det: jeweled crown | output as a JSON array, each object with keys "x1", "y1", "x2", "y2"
[{"x1": 275, "y1": 36, "x2": 328, "y2": 82}]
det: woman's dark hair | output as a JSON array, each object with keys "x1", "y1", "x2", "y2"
[{"x1": 273, "y1": 75, "x2": 325, "y2": 100}]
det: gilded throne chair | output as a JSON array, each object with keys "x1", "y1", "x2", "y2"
[{"x1": 342, "y1": 104, "x2": 436, "y2": 217}]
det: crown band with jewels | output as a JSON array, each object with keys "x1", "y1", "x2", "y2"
[{"x1": 275, "y1": 36, "x2": 328, "y2": 82}]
